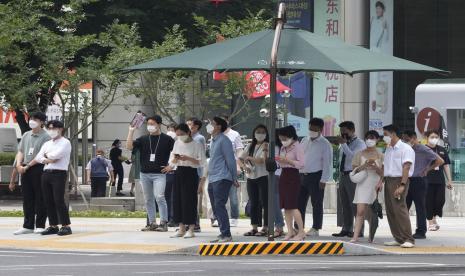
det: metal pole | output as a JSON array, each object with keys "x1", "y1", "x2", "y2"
[
  {"x1": 82, "y1": 96, "x2": 89, "y2": 187},
  {"x1": 267, "y1": 2, "x2": 286, "y2": 241}
]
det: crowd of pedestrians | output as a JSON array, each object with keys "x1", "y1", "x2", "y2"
[{"x1": 10, "y1": 112, "x2": 454, "y2": 247}]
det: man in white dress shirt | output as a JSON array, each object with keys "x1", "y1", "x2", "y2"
[
  {"x1": 382, "y1": 124, "x2": 415, "y2": 248},
  {"x1": 298, "y1": 118, "x2": 333, "y2": 237},
  {"x1": 25, "y1": 120, "x2": 72, "y2": 236}
]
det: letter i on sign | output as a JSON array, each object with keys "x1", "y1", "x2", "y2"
[{"x1": 423, "y1": 111, "x2": 432, "y2": 133}]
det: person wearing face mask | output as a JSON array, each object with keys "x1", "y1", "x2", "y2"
[
  {"x1": 402, "y1": 130, "x2": 444, "y2": 240},
  {"x1": 239, "y1": 124, "x2": 269, "y2": 237},
  {"x1": 86, "y1": 149, "x2": 114, "y2": 197},
  {"x1": 166, "y1": 123, "x2": 177, "y2": 139},
  {"x1": 110, "y1": 139, "x2": 126, "y2": 196},
  {"x1": 333, "y1": 121, "x2": 366, "y2": 238},
  {"x1": 13, "y1": 112, "x2": 50, "y2": 235},
  {"x1": 298, "y1": 118, "x2": 333, "y2": 237},
  {"x1": 276, "y1": 126, "x2": 305, "y2": 241},
  {"x1": 206, "y1": 117, "x2": 237, "y2": 243},
  {"x1": 27, "y1": 120, "x2": 72, "y2": 236},
  {"x1": 349, "y1": 131, "x2": 384, "y2": 243},
  {"x1": 424, "y1": 130, "x2": 453, "y2": 231},
  {"x1": 382, "y1": 124, "x2": 415, "y2": 248},
  {"x1": 164, "y1": 123, "x2": 206, "y2": 238},
  {"x1": 127, "y1": 115, "x2": 174, "y2": 232},
  {"x1": 186, "y1": 117, "x2": 207, "y2": 232}
]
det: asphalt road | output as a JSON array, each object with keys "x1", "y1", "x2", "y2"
[{"x1": 0, "y1": 249, "x2": 464, "y2": 276}]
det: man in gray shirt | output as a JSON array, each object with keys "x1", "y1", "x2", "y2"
[
  {"x1": 402, "y1": 130, "x2": 443, "y2": 239},
  {"x1": 333, "y1": 121, "x2": 366, "y2": 238},
  {"x1": 13, "y1": 112, "x2": 50, "y2": 235}
]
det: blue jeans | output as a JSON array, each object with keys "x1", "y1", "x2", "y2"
[
  {"x1": 140, "y1": 173, "x2": 168, "y2": 224},
  {"x1": 228, "y1": 185, "x2": 239, "y2": 219},
  {"x1": 209, "y1": 179, "x2": 233, "y2": 237},
  {"x1": 274, "y1": 175, "x2": 285, "y2": 228}
]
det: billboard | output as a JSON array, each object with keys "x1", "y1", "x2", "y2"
[
  {"x1": 369, "y1": 0, "x2": 394, "y2": 134},
  {"x1": 313, "y1": 0, "x2": 343, "y2": 136}
]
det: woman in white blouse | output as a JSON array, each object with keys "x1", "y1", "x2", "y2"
[
  {"x1": 239, "y1": 124, "x2": 269, "y2": 237},
  {"x1": 165, "y1": 123, "x2": 206, "y2": 238}
]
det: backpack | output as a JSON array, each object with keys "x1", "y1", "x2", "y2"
[{"x1": 90, "y1": 157, "x2": 109, "y2": 178}]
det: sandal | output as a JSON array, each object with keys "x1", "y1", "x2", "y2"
[
  {"x1": 255, "y1": 229, "x2": 268, "y2": 237},
  {"x1": 243, "y1": 229, "x2": 258, "y2": 236},
  {"x1": 273, "y1": 229, "x2": 284, "y2": 238}
]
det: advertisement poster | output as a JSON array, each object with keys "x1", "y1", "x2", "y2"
[
  {"x1": 313, "y1": 0, "x2": 342, "y2": 136},
  {"x1": 369, "y1": 0, "x2": 394, "y2": 134}
]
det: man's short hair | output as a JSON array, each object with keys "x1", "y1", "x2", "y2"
[
  {"x1": 403, "y1": 130, "x2": 417, "y2": 139},
  {"x1": 146, "y1": 115, "x2": 162, "y2": 125},
  {"x1": 309, "y1": 117, "x2": 324, "y2": 129},
  {"x1": 213, "y1": 117, "x2": 228, "y2": 132},
  {"x1": 376, "y1": 1, "x2": 385, "y2": 10},
  {"x1": 188, "y1": 117, "x2": 203, "y2": 130},
  {"x1": 383, "y1": 124, "x2": 399, "y2": 136},
  {"x1": 30, "y1": 111, "x2": 47, "y2": 122},
  {"x1": 339, "y1": 121, "x2": 355, "y2": 131},
  {"x1": 46, "y1": 120, "x2": 64, "y2": 129}
]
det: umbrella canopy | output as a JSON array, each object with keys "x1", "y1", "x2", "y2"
[{"x1": 124, "y1": 26, "x2": 447, "y2": 75}]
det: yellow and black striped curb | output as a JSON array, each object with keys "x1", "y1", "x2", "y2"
[{"x1": 198, "y1": 241, "x2": 344, "y2": 256}]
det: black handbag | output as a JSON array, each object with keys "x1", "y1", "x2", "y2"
[{"x1": 371, "y1": 193, "x2": 383, "y2": 219}]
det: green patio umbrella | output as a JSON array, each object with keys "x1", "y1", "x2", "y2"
[
  {"x1": 123, "y1": 3, "x2": 447, "y2": 242},
  {"x1": 123, "y1": 27, "x2": 446, "y2": 75}
]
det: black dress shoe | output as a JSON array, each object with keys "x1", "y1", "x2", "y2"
[
  {"x1": 413, "y1": 233, "x2": 426, "y2": 239},
  {"x1": 347, "y1": 232, "x2": 354, "y2": 238},
  {"x1": 332, "y1": 230, "x2": 350, "y2": 237},
  {"x1": 41, "y1": 226, "x2": 59, "y2": 235},
  {"x1": 57, "y1": 226, "x2": 72, "y2": 236},
  {"x1": 116, "y1": 192, "x2": 125, "y2": 196}
]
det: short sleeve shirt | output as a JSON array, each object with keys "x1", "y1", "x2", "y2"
[
  {"x1": 224, "y1": 128, "x2": 244, "y2": 159},
  {"x1": 427, "y1": 145, "x2": 450, "y2": 184},
  {"x1": 412, "y1": 144, "x2": 438, "y2": 177},
  {"x1": 17, "y1": 129, "x2": 50, "y2": 164},
  {"x1": 384, "y1": 140, "x2": 415, "y2": 177},
  {"x1": 133, "y1": 133, "x2": 174, "y2": 174}
]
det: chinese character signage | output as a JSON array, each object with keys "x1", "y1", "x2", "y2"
[
  {"x1": 313, "y1": 0, "x2": 342, "y2": 136},
  {"x1": 282, "y1": 0, "x2": 314, "y2": 31},
  {"x1": 369, "y1": 0, "x2": 394, "y2": 134}
]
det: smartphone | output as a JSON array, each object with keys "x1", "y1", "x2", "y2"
[{"x1": 130, "y1": 111, "x2": 146, "y2": 129}]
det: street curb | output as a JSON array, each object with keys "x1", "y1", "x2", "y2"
[{"x1": 198, "y1": 241, "x2": 344, "y2": 256}]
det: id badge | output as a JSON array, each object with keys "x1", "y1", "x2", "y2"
[
  {"x1": 28, "y1": 147, "x2": 34, "y2": 156},
  {"x1": 150, "y1": 154, "x2": 156, "y2": 162}
]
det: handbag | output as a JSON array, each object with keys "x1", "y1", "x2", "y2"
[{"x1": 371, "y1": 193, "x2": 383, "y2": 219}]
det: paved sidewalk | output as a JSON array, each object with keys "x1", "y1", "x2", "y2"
[{"x1": 1, "y1": 214, "x2": 464, "y2": 255}]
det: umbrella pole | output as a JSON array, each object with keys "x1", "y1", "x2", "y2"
[{"x1": 267, "y1": 2, "x2": 286, "y2": 241}]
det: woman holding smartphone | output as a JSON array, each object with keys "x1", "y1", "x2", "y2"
[
  {"x1": 165, "y1": 123, "x2": 206, "y2": 238},
  {"x1": 276, "y1": 126, "x2": 305, "y2": 241},
  {"x1": 239, "y1": 124, "x2": 269, "y2": 237}
]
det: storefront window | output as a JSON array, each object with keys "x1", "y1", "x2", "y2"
[{"x1": 447, "y1": 109, "x2": 465, "y2": 182}]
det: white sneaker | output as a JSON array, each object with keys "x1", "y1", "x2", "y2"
[
  {"x1": 34, "y1": 228, "x2": 46, "y2": 234},
  {"x1": 306, "y1": 228, "x2": 319, "y2": 237},
  {"x1": 211, "y1": 220, "x2": 219, "y2": 227},
  {"x1": 384, "y1": 241, "x2": 401, "y2": 246},
  {"x1": 170, "y1": 231, "x2": 185, "y2": 238},
  {"x1": 229, "y1": 219, "x2": 238, "y2": 227},
  {"x1": 400, "y1": 242, "x2": 415, "y2": 248},
  {"x1": 14, "y1": 228, "x2": 34, "y2": 235},
  {"x1": 183, "y1": 231, "x2": 195, "y2": 239}
]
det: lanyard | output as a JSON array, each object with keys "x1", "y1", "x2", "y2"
[{"x1": 149, "y1": 135, "x2": 161, "y2": 155}]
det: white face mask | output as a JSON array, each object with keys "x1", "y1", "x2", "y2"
[
  {"x1": 281, "y1": 139, "x2": 293, "y2": 147},
  {"x1": 365, "y1": 139, "x2": 377, "y2": 148},
  {"x1": 206, "y1": 123, "x2": 214, "y2": 134},
  {"x1": 29, "y1": 120, "x2": 39, "y2": 129},
  {"x1": 255, "y1": 133, "x2": 266, "y2": 142},
  {"x1": 147, "y1": 125, "x2": 158, "y2": 133},
  {"x1": 309, "y1": 130, "x2": 319, "y2": 139},
  {"x1": 428, "y1": 137, "x2": 440, "y2": 146},
  {"x1": 178, "y1": 135, "x2": 190, "y2": 143},
  {"x1": 47, "y1": 129, "x2": 59, "y2": 139},
  {"x1": 383, "y1": 135, "x2": 392, "y2": 145}
]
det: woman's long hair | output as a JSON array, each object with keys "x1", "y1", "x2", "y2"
[{"x1": 248, "y1": 124, "x2": 269, "y2": 156}]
